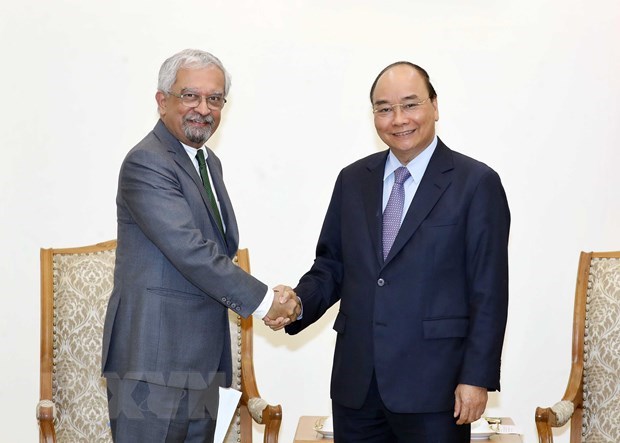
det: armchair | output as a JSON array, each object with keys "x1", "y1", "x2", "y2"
[
  {"x1": 535, "y1": 251, "x2": 620, "y2": 442},
  {"x1": 36, "y1": 240, "x2": 281, "y2": 442}
]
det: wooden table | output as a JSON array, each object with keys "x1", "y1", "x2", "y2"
[{"x1": 294, "y1": 416, "x2": 523, "y2": 442}]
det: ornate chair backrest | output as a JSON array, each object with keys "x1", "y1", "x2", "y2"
[
  {"x1": 37, "y1": 242, "x2": 270, "y2": 443},
  {"x1": 579, "y1": 252, "x2": 620, "y2": 442},
  {"x1": 38, "y1": 241, "x2": 116, "y2": 442}
]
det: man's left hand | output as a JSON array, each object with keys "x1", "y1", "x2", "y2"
[{"x1": 453, "y1": 384, "x2": 488, "y2": 425}]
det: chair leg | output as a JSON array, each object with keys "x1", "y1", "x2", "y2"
[{"x1": 535, "y1": 407, "x2": 555, "y2": 443}]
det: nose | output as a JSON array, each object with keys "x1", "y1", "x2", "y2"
[
  {"x1": 194, "y1": 96, "x2": 212, "y2": 115},
  {"x1": 391, "y1": 105, "x2": 408, "y2": 125}
]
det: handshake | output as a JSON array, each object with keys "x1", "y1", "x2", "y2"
[{"x1": 263, "y1": 285, "x2": 301, "y2": 331}]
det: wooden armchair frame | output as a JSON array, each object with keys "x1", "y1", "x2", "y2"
[
  {"x1": 37, "y1": 240, "x2": 281, "y2": 442},
  {"x1": 535, "y1": 251, "x2": 620, "y2": 443},
  {"x1": 235, "y1": 249, "x2": 282, "y2": 442}
]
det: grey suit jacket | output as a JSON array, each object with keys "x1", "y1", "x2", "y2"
[{"x1": 102, "y1": 120, "x2": 267, "y2": 389}]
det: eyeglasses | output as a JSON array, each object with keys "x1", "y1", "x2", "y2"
[
  {"x1": 372, "y1": 97, "x2": 431, "y2": 118},
  {"x1": 167, "y1": 91, "x2": 227, "y2": 110}
]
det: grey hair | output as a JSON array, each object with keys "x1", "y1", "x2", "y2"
[{"x1": 157, "y1": 49, "x2": 232, "y2": 97}]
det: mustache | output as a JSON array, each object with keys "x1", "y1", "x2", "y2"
[{"x1": 184, "y1": 113, "x2": 215, "y2": 125}]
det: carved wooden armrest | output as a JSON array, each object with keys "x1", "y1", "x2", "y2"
[
  {"x1": 549, "y1": 400, "x2": 575, "y2": 426},
  {"x1": 241, "y1": 362, "x2": 282, "y2": 442},
  {"x1": 36, "y1": 399, "x2": 57, "y2": 443},
  {"x1": 245, "y1": 396, "x2": 281, "y2": 443},
  {"x1": 247, "y1": 397, "x2": 269, "y2": 423},
  {"x1": 234, "y1": 319, "x2": 282, "y2": 441},
  {"x1": 535, "y1": 400, "x2": 576, "y2": 443},
  {"x1": 535, "y1": 362, "x2": 581, "y2": 443},
  {"x1": 535, "y1": 358, "x2": 582, "y2": 442},
  {"x1": 537, "y1": 400, "x2": 575, "y2": 426},
  {"x1": 247, "y1": 395, "x2": 282, "y2": 425},
  {"x1": 240, "y1": 315, "x2": 282, "y2": 442}
]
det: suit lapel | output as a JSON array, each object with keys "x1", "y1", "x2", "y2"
[
  {"x1": 382, "y1": 140, "x2": 454, "y2": 267},
  {"x1": 362, "y1": 151, "x2": 390, "y2": 266},
  {"x1": 153, "y1": 121, "x2": 204, "y2": 196},
  {"x1": 153, "y1": 120, "x2": 231, "y2": 250},
  {"x1": 205, "y1": 148, "x2": 239, "y2": 255}
]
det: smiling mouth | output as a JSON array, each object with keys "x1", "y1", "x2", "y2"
[
  {"x1": 392, "y1": 129, "x2": 415, "y2": 137},
  {"x1": 187, "y1": 119, "x2": 211, "y2": 126}
]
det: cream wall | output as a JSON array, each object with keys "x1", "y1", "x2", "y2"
[{"x1": 1, "y1": 0, "x2": 619, "y2": 441}]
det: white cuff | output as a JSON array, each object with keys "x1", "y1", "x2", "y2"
[{"x1": 252, "y1": 289, "x2": 272, "y2": 319}]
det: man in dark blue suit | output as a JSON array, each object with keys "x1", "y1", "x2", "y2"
[{"x1": 280, "y1": 62, "x2": 510, "y2": 442}]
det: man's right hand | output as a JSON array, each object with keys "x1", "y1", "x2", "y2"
[{"x1": 263, "y1": 285, "x2": 300, "y2": 331}]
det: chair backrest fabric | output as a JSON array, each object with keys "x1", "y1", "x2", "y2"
[
  {"x1": 582, "y1": 255, "x2": 620, "y2": 442},
  {"x1": 48, "y1": 246, "x2": 115, "y2": 441},
  {"x1": 42, "y1": 243, "x2": 247, "y2": 442}
]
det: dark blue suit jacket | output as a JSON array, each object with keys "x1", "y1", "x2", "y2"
[{"x1": 286, "y1": 139, "x2": 510, "y2": 413}]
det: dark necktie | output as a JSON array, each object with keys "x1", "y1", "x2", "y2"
[
  {"x1": 195, "y1": 150, "x2": 225, "y2": 236},
  {"x1": 382, "y1": 166, "x2": 411, "y2": 259}
]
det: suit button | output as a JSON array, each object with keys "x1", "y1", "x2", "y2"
[
  {"x1": 377, "y1": 278, "x2": 385, "y2": 287},
  {"x1": 222, "y1": 297, "x2": 227, "y2": 302},
  {"x1": 235, "y1": 307, "x2": 241, "y2": 312},
  {"x1": 231, "y1": 303, "x2": 236, "y2": 308}
]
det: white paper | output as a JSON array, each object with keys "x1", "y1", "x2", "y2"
[
  {"x1": 498, "y1": 424, "x2": 523, "y2": 435},
  {"x1": 213, "y1": 387, "x2": 242, "y2": 443}
]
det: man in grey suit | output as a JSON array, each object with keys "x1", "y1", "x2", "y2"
[{"x1": 102, "y1": 49, "x2": 300, "y2": 443}]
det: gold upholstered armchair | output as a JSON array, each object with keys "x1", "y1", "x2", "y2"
[
  {"x1": 36, "y1": 240, "x2": 281, "y2": 442},
  {"x1": 535, "y1": 251, "x2": 620, "y2": 443}
]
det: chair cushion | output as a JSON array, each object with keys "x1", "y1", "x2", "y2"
[
  {"x1": 582, "y1": 257, "x2": 620, "y2": 442},
  {"x1": 52, "y1": 250, "x2": 115, "y2": 441}
]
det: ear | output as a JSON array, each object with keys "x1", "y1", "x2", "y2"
[
  {"x1": 155, "y1": 91, "x2": 167, "y2": 116},
  {"x1": 432, "y1": 97, "x2": 439, "y2": 122}
]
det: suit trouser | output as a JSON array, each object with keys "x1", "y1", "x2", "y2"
[
  {"x1": 332, "y1": 373, "x2": 470, "y2": 443},
  {"x1": 106, "y1": 378, "x2": 218, "y2": 443}
]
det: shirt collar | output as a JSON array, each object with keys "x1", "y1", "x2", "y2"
[
  {"x1": 383, "y1": 135, "x2": 438, "y2": 183},
  {"x1": 182, "y1": 142, "x2": 207, "y2": 160}
]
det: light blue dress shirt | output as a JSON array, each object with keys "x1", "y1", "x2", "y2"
[{"x1": 382, "y1": 136, "x2": 438, "y2": 225}]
